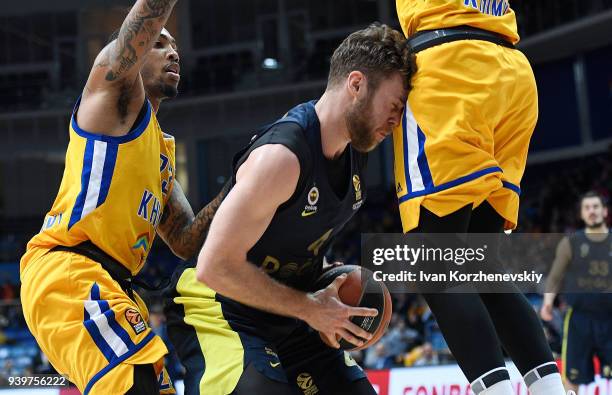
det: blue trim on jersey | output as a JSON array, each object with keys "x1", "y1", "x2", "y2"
[
  {"x1": 83, "y1": 308, "x2": 115, "y2": 363},
  {"x1": 91, "y1": 283, "x2": 135, "y2": 349},
  {"x1": 398, "y1": 166, "x2": 503, "y2": 203},
  {"x1": 69, "y1": 139, "x2": 95, "y2": 229},
  {"x1": 96, "y1": 143, "x2": 118, "y2": 206},
  {"x1": 83, "y1": 284, "x2": 116, "y2": 363},
  {"x1": 401, "y1": 108, "x2": 413, "y2": 194},
  {"x1": 91, "y1": 282, "x2": 101, "y2": 300},
  {"x1": 158, "y1": 372, "x2": 171, "y2": 390},
  {"x1": 502, "y1": 181, "x2": 521, "y2": 196},
  {"x1": 98, "y1": 299, "x2": 136, "y2": 349},
  {"x1": 416, "y1": 126, "x2": 434, "y2": 189},
  {"x1": 83, "y1": 331, "x2": 156, "y2": 395},
  {"x1": 71, "y1": 97, "x2": 152, "y2": 144}
]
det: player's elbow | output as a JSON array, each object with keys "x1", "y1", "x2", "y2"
[
  {"x1": 195, "y1": 259, "x2": 215, "y2": 286},
  {"x1": 170, "y1": 245, "x2": 194, "y2": 262},
  {"x1": 195, "y1": 250, "x2": 225, "y2": 289},
  {"x1": 195, "y1": 265, "x2": 209, "y2": 285},
  {"x1": 196, "y1": 265, "x2": 220, "y2": 292}
]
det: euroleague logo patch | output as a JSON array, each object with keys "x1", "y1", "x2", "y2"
[{"x1": 125, "y1": 308, "x2": 147, "y2": 335}]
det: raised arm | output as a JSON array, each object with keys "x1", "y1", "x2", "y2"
[
  {"x1": 78, "y1": 0, "x2": 178, "y2": 135},
  {"x1": 195, "y1": 144, "x2": 377, "y2": 348},
  {"x1": 157, "y1": 181, "x2": 230, "y2": 260},
  {"x1": 540, "y1": 236, "x2": 572, "y2": 321},
  {"x1": 102, "y1": 0, "x2": 177, "y2": 83},
  {"x1": 92, "y1": 0, "x2": 176, "y2": 86}
]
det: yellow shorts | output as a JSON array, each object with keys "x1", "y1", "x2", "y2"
[
  {"x1": 20, "y1": 249, "x2": 174, "y2": 395},
  {"x1": 393, "y1": 39, "x2": 538, "y2": 232}
]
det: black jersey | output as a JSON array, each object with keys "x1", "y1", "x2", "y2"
[
  {"x1": 231, "y1": 101, "x2": 368, "y2": 291},
  {"x1": 165, "y1": 101, "x2": 369, "y2": 339},
  {"x1": 203, "y1": 101, "x2": 369, "y2": 337},
  {"x1": 563, "y1": 230, "x2": 612, "y2": 313}
]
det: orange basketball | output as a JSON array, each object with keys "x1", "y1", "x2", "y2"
[{"x1": 314, "y1": 265, "x2": 392, "y2": 351}]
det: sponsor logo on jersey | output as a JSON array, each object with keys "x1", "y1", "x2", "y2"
[
  {"x1": 302, "y1": 186, "x2": 319, "y2": 217},
  {"x1": 41, "y1": 212, "x2": 64, "y2": 231},
  {"x1": 580, "y1": 243, "x2": 590, "y2": 258},
  {"x1": 264, "y1": 346, "x2": 279, "y2": 357},
  {"x1": 353, "y1": 175, "x2": 362, "y2": 201},
  {"x1": 352, "y1": 175, "x2": 364, "y2": 210},
  {"x1": 137, "y1": 189, "x2": 162, "y2": 227},
  {"x1": 463, "y1": 0, "x2": 510, "y2": 17},
  {"x1": 308, "y1": 186, "x2": 319, "y2": 205},
  {"x1": 296, "y1": 372, "x2": 319, "y2": 394}
]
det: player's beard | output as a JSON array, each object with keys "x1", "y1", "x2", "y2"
[
  {"x1": 585, "y1": 220, "x2": 604, "y2": 230},
  {"x1": 345, "y1": 94, "x2": 377, "y2": 153},
  {"x1": 157, "y1": 77, "x2": 178, "y2": 99},
  {"x1": 144, "y1": 74, "x2": 178, "y2": 101}
]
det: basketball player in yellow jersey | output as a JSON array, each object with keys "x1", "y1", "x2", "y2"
[
  {"x1": 19, "y1": 1, "x2": 228, "y2": 394},
  {"x1": 393, "y1": 2, "x2": 566, "y2": 395}
]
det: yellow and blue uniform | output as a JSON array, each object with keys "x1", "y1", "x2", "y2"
[
  {"x1": 20, "y1": 98, "x2": 176, "y2": 395},
  {"x1": 393, "y1": 0, "x2": 537, "y2": 231}
]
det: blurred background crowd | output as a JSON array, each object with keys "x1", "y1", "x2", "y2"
[{"x1": 1, "y1": 0, "x2": 611, "y2": 386}]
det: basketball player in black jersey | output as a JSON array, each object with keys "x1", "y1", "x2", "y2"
[
  {"x1": 541, "y1": 191, "x2": 612, "y2": 391},
  {"x1": 164, "y1": 24, "x2": 414, "y2": 394}
]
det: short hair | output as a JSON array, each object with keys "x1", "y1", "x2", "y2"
[
  {"x1": 580, "y1": 191, "x2": 606, "y2": 206},
  {"x1": 328, "y1": 23, "x2": 415, "y2": 92}
]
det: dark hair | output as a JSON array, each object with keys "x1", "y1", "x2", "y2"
[
  {"x1": 580, "y1": 191, "x2": 606, "y2": 206},
  {"x1": 328, "y1": 22, "x2": 415, "y2": 92}
]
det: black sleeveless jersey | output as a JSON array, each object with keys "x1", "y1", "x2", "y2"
[
  {"x1": 563, "y1": 230, "x2": 612, "y2": 313},
  {"x1": 164, "y1": 102, "x2": 368, "y2": 339},
  {"x1": 231, "y1": 101, "x2": 368, "y2": 291}
]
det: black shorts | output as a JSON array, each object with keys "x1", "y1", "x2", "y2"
[
  {"x1": 562, "y1": 308, "x2": 612, "y2": 384},
  {"x1": 164, "y1": 263, "x2": 368, "y2": 394}
]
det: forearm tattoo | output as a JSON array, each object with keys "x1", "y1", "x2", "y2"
[
  {"x1": 105, "y1": 0, "x2": 177, "y2": 81},
  {"x1": 160, "y1": 181, "x2": 231, "y2": 259}
]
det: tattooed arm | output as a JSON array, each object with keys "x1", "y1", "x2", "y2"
[
  {"x1": 101, "y1": 0, "x2": 177, "y2": 83},
  {"x1": 78, "y1": 0, "x2": 178, "y2": 135},
  {"x1": 157, "y1": 181, "x2": 231, "y2": 260}
]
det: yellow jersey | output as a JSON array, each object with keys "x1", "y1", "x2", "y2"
[
  {"x1": 21, "y1": 98, "x2": 175, "y2": 276},
  {"x1": 396, "y1": 0, "x2": 520, "y2": 44}
]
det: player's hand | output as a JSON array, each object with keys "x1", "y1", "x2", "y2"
[
  {"x1": 539, "y1": 302, "x2": 554, "y2": 321},
  {"x1": 303, "y1": 274, "x2": 378, "y2": 349}
]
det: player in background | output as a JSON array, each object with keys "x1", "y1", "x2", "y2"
[
  {"x1": 392, "y1": 1, "x2": 566, "y2": 395},
  {"x1": 164, "y1": 23, "x2": 414, "y2": 394},
  {"x1": 19, "y1": 1, "x2": 228, "y2": 393},
  {"x1": 541, "y1": 191, "x2": 612, "y2": 391}
]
